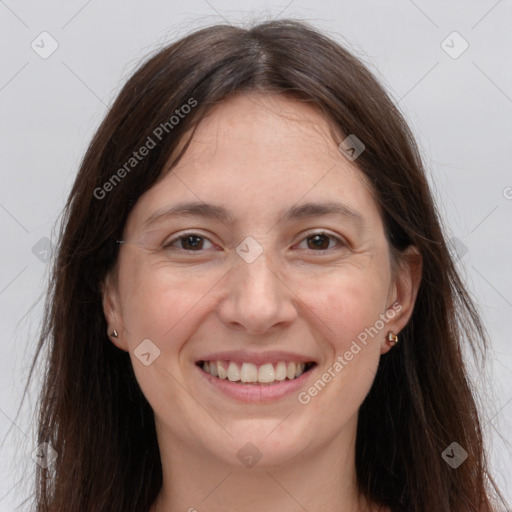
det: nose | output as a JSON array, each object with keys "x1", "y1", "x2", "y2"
[{"x1": 217, "y1": 249, "x2": 297, "y2": 335}]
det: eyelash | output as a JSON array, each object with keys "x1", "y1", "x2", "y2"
[{"x1": 162, "y1": 230, "x2": 346, "y2": 253}]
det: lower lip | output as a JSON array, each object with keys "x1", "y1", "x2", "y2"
[{"x1": 195, "y1": 364, "x2": 316, "y2": 403}]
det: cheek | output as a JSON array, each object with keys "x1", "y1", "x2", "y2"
[
  {"x1": 116, "y1": 258, "x2": 218, "y2": 346},
  {"x1": 295, "y1": 264, "x2": 390, "y2": 421},
  {"x1": 115, "y1": 262, "x2": 218, "y2": 417},
  {"x1": 303, "y1": 265, "x2": 390, "y2": 349}
]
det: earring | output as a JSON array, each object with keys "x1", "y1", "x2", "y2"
[
  {"x1": 386, "y1": 332, "x2": 398, "y2": 347},
  {"x1": 110, "y1": 329, "x2": 118, "y2": 338}
]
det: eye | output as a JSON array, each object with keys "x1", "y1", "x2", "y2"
[
  {"x1": 163, "y1": 232, "x2": 216, "y2": 252},
  {"x1": 161, "y1": 230, "x2": 346, "y2": 253},
  {"x1": 296, "y1": 231, "x2": 345, "y2": 251}
]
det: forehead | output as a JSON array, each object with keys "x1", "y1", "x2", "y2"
[
  {"x1": 125, "y1": 92, "x2": 383, "y2": 234},
  {"x1": 173, "y1": 92, "x2": 344, "y2": 167}
]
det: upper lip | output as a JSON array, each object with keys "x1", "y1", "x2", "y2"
[{"x1": 196, "y1": 350, "x2": 317, "y2": 366}]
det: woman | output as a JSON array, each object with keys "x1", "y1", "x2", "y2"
[{"x1": 27, "y1": 18, "x2": 507, "y2": 512}]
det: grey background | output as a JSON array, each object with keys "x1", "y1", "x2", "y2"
[{"x1": 1, "y1": 1, "x2": 511, "y2": 510}]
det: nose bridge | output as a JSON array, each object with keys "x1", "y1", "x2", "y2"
[
  {"x1": 233, "y1": 243, "x2": 281, "y2": 303},
  {"x1": 219, "y1": 240, "x2": 296, "y2": 332}
]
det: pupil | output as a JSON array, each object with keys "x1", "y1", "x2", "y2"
[
  {"x1": 308, "y1": 234, "x2": 329, "y2": 250},
  {"x1": 183, "y1": 235, "x2": 202, "y2": 250}
]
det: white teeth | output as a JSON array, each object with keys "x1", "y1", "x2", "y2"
[
  {"x1": 227, "y1": 361, "x2": 240, "y2": 381},
  {"x1": 275, "y1": 361, "x2": 287, "y2": 381},
  {"x1": 200, "y1": 360, "x2": 312, "y2": 383},
  {"x1": 240, "y1": 362, "x2": 258, "y2": 383},
  {"x1": 217, "y1": 361, "x2": 228, "y2": 380},
  {"x1": 258, "y1": 363, "x2": 275, "y2": 383}
]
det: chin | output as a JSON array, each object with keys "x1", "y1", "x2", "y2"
[{"x1": 208, "y1": 418, "x2": 313, "y2": 469}]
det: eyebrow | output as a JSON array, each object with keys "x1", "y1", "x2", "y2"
[{"x1": 143, "y1": 200, "x2": 365, "y2": 229}]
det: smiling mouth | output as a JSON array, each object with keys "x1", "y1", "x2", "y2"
[{"x1": 196, "y1": 360, "x2": 317, "y2": 385}]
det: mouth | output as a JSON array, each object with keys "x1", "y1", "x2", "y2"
[{"x1": 196, "y1": 360, "x2": 317, "y2": 385}]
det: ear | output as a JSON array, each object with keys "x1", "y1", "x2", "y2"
[
  {"x1": 101, "y1": 271, "x2": 129, "y2": 352},
  {"x1": 381, "y1": 245, "x2": 422, "y2": 354}
]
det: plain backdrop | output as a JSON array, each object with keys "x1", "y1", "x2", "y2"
[{"x1": 1, "y1": 1, "x2": 511, "y2": 510}]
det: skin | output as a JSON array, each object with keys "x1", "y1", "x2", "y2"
[{"x1": 102, "y1": 92, "x2": 422, "y2": 512}]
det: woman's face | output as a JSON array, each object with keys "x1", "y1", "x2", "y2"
[{"x1": 103, "y1": 92, "x2": 419, "y2": 469}]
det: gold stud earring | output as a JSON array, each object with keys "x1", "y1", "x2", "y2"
[{"x1": 386, "y1": 332, "x2": 398, "y2": 347}]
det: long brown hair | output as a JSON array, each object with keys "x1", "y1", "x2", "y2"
[{"x1": 25, "y1": 18, "x2": 506, "y2": 512}]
